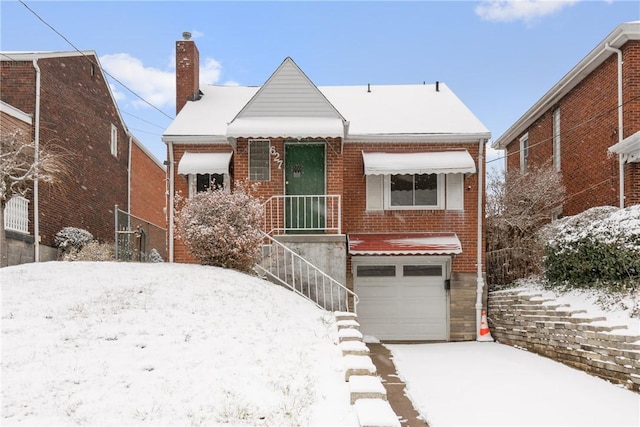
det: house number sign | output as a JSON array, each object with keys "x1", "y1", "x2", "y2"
[{"x1": 270, "y1": 145, "x2": 283, "y2": 169}]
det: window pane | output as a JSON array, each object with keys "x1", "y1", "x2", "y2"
[
  {"x1": 403, "y1": 265, "x2": 442, "y2": 277},
  {"x1": 249, "y1": 140, "x2": 270, "y2": 181},
  {"x1": 196, "y1": 173, "x2": 224, "y2": 193},
  {"x1": 414, "y1": 174, "x2": 437, "y2": 206},
  {"x1": 356, "y1": 265, "x2": 396, "y2": 277},
  {"x1": 390, "y1": 174, "x2": 414, "y2": 206}
]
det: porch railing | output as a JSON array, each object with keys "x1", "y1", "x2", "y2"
[
  {"x1": 255, "y1": 232, "x2": 358, "y2": 313},
  {"x1": 4, "y1": 196, "x2": 29, "y2": 234},
  {"x1": 262, "y1": 194, "x2": 341, "y2": 235}
]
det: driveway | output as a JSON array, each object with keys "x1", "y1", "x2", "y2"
[{"x1": 386, "y1": 342, "x2": 639, "y2": 427}]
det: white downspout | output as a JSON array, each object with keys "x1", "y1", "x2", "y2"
[
  {"x1": 605, "y1": 43, "x2": 624, "y2": 208},
  {"x1": 127, "y1": 136, "x2": 132, "y2": 214},
  {"x1": 168, "y1": 141, "x2": 175, "y2": 262},
  {"x1": 33, "y1": 58, "x2": 41, "y2": 262},
  {"x1": 476, "y1": 138, "x2": 493, "y2": 341}
]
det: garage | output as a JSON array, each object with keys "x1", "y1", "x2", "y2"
[
  {"x1": 348, "y1": 233, "x2": 461, "y2": 341},
  {"x1": 353, "y1": 256, "x2": 449, "y2": 341}
]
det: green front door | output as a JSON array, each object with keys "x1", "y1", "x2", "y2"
[{"x1": 285, "y1": 144, "x2": 325, "y2": 233}]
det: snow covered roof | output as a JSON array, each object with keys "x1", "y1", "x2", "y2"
[
  {"x1": 163, "y1": 79, "x2": 490, "y2": 143},
  {"x1": 609, "y1": 131, "x2": 640, "y2": 163},
  {"x1": 348, "y1": 233, "x2": 462, "y2": 255},
  {"x1": 362, "y1": 150, "x2": 476, "y2": 175}
]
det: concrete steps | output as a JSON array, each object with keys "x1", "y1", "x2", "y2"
[{"x1": 334, "y1": 311, "x2": 401, "y2": 427}]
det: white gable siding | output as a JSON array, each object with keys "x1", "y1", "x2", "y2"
[{"x1": 237, "y1": 59, "x2": 342, "y2": 119}]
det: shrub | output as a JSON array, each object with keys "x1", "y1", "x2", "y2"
[
  {"x1": 543, "y1": 205, "x2": 640, "y2": 290},
  {"x1": 63, "y1": 241, "x2": 115, "y2": 262},
  {"x1": 175, "y1": 185, "x2": 263, "y2": 272},
  {"x1": 148, "y1": 248, "x2": 164, "y2": 263},
  {"x1": 55, "y1": 227, "x2": 94, "y2": 255}
]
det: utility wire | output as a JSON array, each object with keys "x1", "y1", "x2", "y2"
[
  {"x1": 18, "y1": 0, "x2": 174, "y2": 121},
  {"x1": 487, "y1": 94, "x2": 640, "y2": 164}
]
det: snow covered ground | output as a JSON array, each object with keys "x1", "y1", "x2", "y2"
[
  {"x1": 1, "y1": 262, "x2": 357, "y2": 426},
  {"x1": 3, "y1": 261, "x2": 639, "y2": 427},
  {"x1": 387, "y1": 279, "x2": 640, "y2": 427},
  {"x1": 388, "y1": 341, "x2": 640, "y2": 427}
]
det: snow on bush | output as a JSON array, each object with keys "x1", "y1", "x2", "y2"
[
  {"x1": 175, "y1": 185, "x2": 263, "y2": 272},
  {"x1": 55, "y1": 227, "x2": 94, "y2": 253},
  {"x1": 148, "y1": 248, "x2": 164, "y2": 263},
  {"x1": 542, "y1": 205, "x2": 640, "y2": 289}
]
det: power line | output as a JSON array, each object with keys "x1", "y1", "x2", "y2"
[
  {"x1": 18, "y1": 0, "x2": 174, "y2": 121},
  {"x1": 487, "y1": 94, "x2": 640, "y2": 165}
]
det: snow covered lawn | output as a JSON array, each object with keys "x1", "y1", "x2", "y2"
[
  {"x1": 388, "y1": 342, "x2": 640, "y2": 427},
  {"x1": 1, "y1": 262, "x2": 357, "y2": 426}
]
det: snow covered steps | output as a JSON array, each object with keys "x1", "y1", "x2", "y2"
[{"x1": 334, "y1": 311, "x2": 401, "y2": 427}]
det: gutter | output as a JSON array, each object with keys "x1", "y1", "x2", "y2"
[
  {"x1": 476, "y1": 138, "x2": 493, "y2": 342},
  {"x1": 168, "y1": 141, "x2": 175, "y2": 262},
  {"x1": 33, "y1": 58, "x2": 41, "y2": 262},
  {"x1": 604, "y1": 43, "x2": 624, "y2": 208}
]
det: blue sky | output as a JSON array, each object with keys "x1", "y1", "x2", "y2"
[{"x1": 1, "y1": 0, "x2": 639, "y2": 173}]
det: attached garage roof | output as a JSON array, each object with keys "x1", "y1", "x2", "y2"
[
  {"x1": 348, "y1": 233, "x2": 462, "y2": 255},
  {"x1": 362, "y1": 150, "x2": 476, "y2": 175},
  {"x1": 177, "y1": 151, "x2": 233, "y2": 175}
]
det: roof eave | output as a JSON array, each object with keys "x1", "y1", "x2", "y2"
[{"x1": 492, "y1": 21, "x2": 640, "y2": 150}]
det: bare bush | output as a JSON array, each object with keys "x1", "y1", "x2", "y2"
[
  {"x1": 1, "y1": 129, "x2": 69, "y2": 266},
  {"x1": 175, "y1": 184, "x2": 264, "y2": 272},
  {"x1": 486, "y1": 163, "x2": 566, "y2": 288},
  {"x1": 63, "y1": 241, "x2": 115, "y2": 262}
]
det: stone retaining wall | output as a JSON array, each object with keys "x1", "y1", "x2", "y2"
[{"x1": 488, "y1": 289, "x2": 640, "y2": 392}]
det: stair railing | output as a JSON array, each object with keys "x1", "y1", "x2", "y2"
[{"x1": 255, "y1": 232, "x2": 358, "y2": 313}]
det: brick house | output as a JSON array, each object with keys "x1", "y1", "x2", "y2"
[
  {"x1": 163, "y1": 34, "x2": 491, "y2": 341},
  {"x1": 1, "y1": 51, "x2": 166, "y2": 264},
  {"x1": 492, "y1": 21, "x2": 640, "y2": 216}
]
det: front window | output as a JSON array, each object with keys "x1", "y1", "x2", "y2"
[
  {"x1": 520, "y1": 134, "x2": 529, "y2": 174},
  {"x1": 110, "y1": 124, "x2": 118, "y2": 157},
  {"x1": 249, "y1": 139, "x2": 270, "y2": 181},
  {"x1": 385, "y1": 173, "x2": 443, "y2": 209},
  {"x1": 553, "y1": 109, "x2": 561, "y2": 171},
  {"x1": 189, "y1": 173, "x2": 224, "y2": 197}
]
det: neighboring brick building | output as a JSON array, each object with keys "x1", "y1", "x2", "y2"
[
  {"x1": 1, "y1": 101, "x2": 34, "y2": 265},
  {"x1": 163, "y1": 34, "x2": 492, "y2": 341},
  {"x1": 492, "y1": 21, "x2": 640, "y2": 216},
  {"x1": 1, "y1": 51, "x2": 165, "y2": 264}
]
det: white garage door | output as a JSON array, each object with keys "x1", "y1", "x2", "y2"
[{"x1": 353, "y1": 257, "x2": 448, "y2": 341}]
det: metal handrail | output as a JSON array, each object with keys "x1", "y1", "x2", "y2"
[
  {"x1": 255, "y1": 232, "x2": 358, "y2": 313},
  {"x1": 262, "y1": 194, "x2": 341, "y2": 235}
]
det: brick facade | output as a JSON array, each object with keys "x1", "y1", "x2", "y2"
[
  {"x1": 2, "y1": 52, "x2": 165, "y2": 261},
  {"x1": 502, "y1": 37, "x2": 640, "y2": 216},
  {"x1": 130, "y1": 141, "x2": 166, "y2": 228}
]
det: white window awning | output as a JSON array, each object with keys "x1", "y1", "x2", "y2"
[
  {"x1": 362, "y1": 150, "x2": 476, "y2": 175},
  {"x1": 226, "y1": 117, "x2": 345, "y2": 139},
  {"x1": 177, "y1": 152, "x2": 233, "y2": 175},
  {"x1": 609, "y1": 131, "x2": 640, "y2": 164}
]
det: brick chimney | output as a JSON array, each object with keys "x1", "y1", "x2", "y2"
[{"x1": 175, "y1": 31, "x2": 200, "y2": 115}]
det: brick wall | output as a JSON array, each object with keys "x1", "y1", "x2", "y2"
[
  {"x1": 130, "y1": 141, "x2": 166, "y2": 228},
  {"x1": 1, "y1": 55, "x2": 129, "y2": 248},
  {"x1": 504, "y1": 40, "x2": 640, "y2": 216}
]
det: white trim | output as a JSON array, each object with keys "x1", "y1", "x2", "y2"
[
  {"x1": 0, "y1": 101, "x2": 32, "y2": 124},
  {"x1": 347, "y1": 133, "x2": 492, "y2": 144},
  {"x1": 493, "y1": 21, "x2": 640, "y2": 150},
  {"x1": 383, "y1": 174, "x2": 445, "y2": 210}
]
